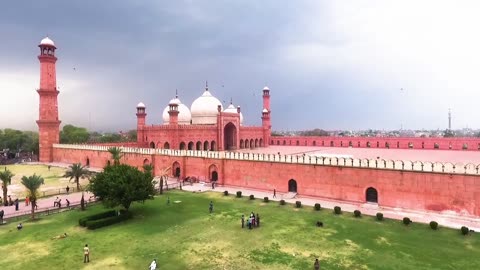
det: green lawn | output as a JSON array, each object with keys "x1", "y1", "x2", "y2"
[
  {"x1": 3, "y1": 164, "x2": 88, "y2": 198},
  {"x1": 0, "y1": 190, "x2": 479, "y2": 269}
]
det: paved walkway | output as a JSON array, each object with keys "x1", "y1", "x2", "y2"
[
  {"x1": 182, "y1": 183, "x2": 480, "y2": 231},
  {"x1": 0, "y1": 191, "x2": 96, "y2": 220}
]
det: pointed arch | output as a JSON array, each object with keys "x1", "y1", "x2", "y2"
[
  {"x1": 179, "y1": 142, "x2": 186, "y2": 150},
  {"x1": 196, "y1": 141, "x2": 202, "y2": 150},
  {"x1": 163, "y1": 142, "x2": 170, "y2": 149},
  {"x1": 366, "y1": 187, "x2": 378, "y2": 203},
  {"x1": 259, "y1": 138, "x2": 263, "y2": 147},
  {"x1": 188, "y1": 141, "x2": 194, "y2": 150},
  {"x1": 240, "y1": 139, "x2": 244, "y2": 149},
  {"x1": 250, "y1": 139, "x2": 254, "y2": 148},
  {"x1": 210, "y1": 140, "x2": 216, "y2": 151},
  {"x1": 204, "y1": 141, "x2": 209, "y2": 151},
  {"x1": 172, "y1": 161, "x2": 181, "y2": 178},
  {"x1": 149, "y1": 142, "x2": 156, "y2": 148}
]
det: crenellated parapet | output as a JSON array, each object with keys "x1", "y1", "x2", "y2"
[{"x1": 53, "y1": 144, "x2": 480, "y2": 175}]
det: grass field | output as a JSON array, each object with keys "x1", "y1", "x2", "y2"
[
  {"x1": 3, "y1": 164, "x2": 88, "y2": 198},
  {"x1": 0, "y1": 190, "x2": 479, "y2": 270}
]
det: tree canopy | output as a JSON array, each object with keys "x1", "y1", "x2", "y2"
[
  {"x1": 21, "y1": 174, "x2": 44, "y2": 219},
  {"x1": 88, "y1": 164, "x2": 155, "y2": 210},
  {"x1": 60, "y1": 125, "x2": 90, "y2": 144},
  {"x1": 0, "y1": 129, "x2": 38, "y2": 154}
]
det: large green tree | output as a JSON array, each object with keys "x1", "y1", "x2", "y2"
[
  {"x1": 60, "y1": 124, "x2": 90, "y2": 144},
  {"x1": 0, "y1": 129, "x2": 39, "y2": 154},
  {"x1": 0, "y1": 168, "x2": 14, "y2": 206},
  {"x1": 21, "y1": 174, "x2": 44, "y2": 219},
  {"x1": 64, "y1": 163, "x2": 90, "y2": 191},
  {"x1": 88, "y1": 164, "x2": 155, "y2": 211}
]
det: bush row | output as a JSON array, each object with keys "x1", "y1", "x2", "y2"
[
  {"x1": 231, "y1": 193, "x2": 472, "y2": 234},
  {"x1": 85, "y1": 210, "x2": 133, "y2": 230},
  {"x1": 79, "y1": 210, "x2": 117, "y2": 227}
]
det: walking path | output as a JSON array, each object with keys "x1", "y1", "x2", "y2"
[
  {"x1": 0, "y1": 191, "x2": 96, "y2": 220},
  {"x1": 182, "y1": 183, "x2": 480, "y2": 231}
]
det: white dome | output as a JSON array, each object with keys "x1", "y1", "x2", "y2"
[
  {"x1": 162, "y1": 98, "x2": 191, "y2": 125},
  {"x1": 262, "y1": 108, "x2": 269, "y2": 113},
  {"x1": 40, "y1": 37, "x2": 55, "y2": 47},
  {"x1": 191, "y1": 89, "x2": 223, "y2": 125},
  {"x1": 223, "y1": 103, "x2": 243, "y2": 125},
  {"x1": 137, "y1": 102, "x2": 145, "y2": 108},
  {"x1": 263, "y1": 86, "x2": 270, "y2": 91}
]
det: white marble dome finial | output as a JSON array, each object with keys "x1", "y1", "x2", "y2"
[
  {"x1": 40, "y1": 36, "x2": 55, "y2": 47},
  {"x1": 137, "y1": 102, "x2": 146, "y2": 108}
]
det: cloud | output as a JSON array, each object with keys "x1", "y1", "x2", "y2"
[{"x1": 0, "y1": 1, "x2": 479, "y2": 131}]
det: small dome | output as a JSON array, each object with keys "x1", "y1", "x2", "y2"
[
  {"x1": 137, "y1": 102, "x2": 145, "y2": 108},
  {"x1": 190, "y1": 89, "x2": 223, "y2": 125},
  {"x1": 262, "y1": 108, "x2": 269, "y2": 113},
  {"x1": 162, "y1": 97, "x2": 191, "y2": 125},
  {"x1": 223, "y1": 102, "x2": 243, "y2": 125},
  {"x1": 263, "y1": 86, "x2": 270, "y2": 91},
  {"x1": 40, "y1": 37, "x2": 55, "y2": 47}
]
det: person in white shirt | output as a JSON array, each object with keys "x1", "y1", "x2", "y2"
[{"x1": 149, "y1": 259, "x2": 157, "y2": 270}]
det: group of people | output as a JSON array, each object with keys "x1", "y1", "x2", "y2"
[
  {"x1": 241, "y1": 212, "x2": 260, "y2": 229},
  {"x1": 53, "y1": 197, "x2": 70, "y2": 208}
]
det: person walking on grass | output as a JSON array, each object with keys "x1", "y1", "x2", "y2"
[
  {"x1": 241, "y1": 214, "x2": 245, "y2": 228},
  {"x1": 314, "y1": 258, "x2": 320, "y2": 270},
  {"x1": 149, "y1": 259, "x2": 157, "y2": 270},
  {"x1": 83, "y1": 244, "x2": 90, "y2": 263},
  {"x1": 209, "y1": 201, "x2": 214, "y2": 213}
]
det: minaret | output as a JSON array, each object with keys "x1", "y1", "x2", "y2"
[
  {"x1": 168, "y1": 102, "x2": 179, "y2": 126},
  {"x1": 136, "y1": 102, "x2": 146, "y2": 145},
  {"x1": 448, "y1": 108, "x2": 452, "y2": 130},
  {"x1": 261, "y1": 86, "x2": 271, "y2": 147},
  {"x1": 37, "y1": 37, "x2": 61, "y2": 162}
]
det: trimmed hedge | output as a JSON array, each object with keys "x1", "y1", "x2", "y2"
[
  {"x1": 334, "y1": 206, "x2": 342, "y2": 215},
  {"x1": 376, "y1": 212, "x2": 384, "y2": 221},
  {"x1": 263, "y1": 197, "x2": 269, "y2": 202},
  {"x1": 461, "y1": 226, "x2": 469, "y2": 235},
  {"x1": 403, "y1": 217, "x2": 412, "y2": 226},
  {"x1": 354, "y1": 210, "x2": 361, "y2": 218},
  {"x1": 79, "y1": 210, "x2": 116, "y2": 227},
  {"x1": 429, "y1": 221, "x2": 438, "y2": 230},
  {"x1": 280, "y1": 199, "x2": 286, "y2": 205},
  {"x1": 85, "y1": 211, "x2": 132, "y2": 230},
  {"x1": 295, "y1": 201, "x2": 302, "y2": 208},
  {"x1": 314, "y1": 203, "x2": 321, "y2": 211},
  {"x1": 249, "y1": 194, "x2": 255, "y2": 200},
  {"x1": 236, "y1": 191, "x2": 242, "y2": 198},
  {"x1": 223, "y1": 190, "x2": 229, "y2": 196}
]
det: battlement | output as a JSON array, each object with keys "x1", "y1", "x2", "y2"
[{"x1": 53, "y1": 144, "x2": 480, "y2": 175}]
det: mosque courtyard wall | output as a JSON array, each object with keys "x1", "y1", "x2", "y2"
[{"x1": 52, "y1": 144, "x2": 480, "y2": 217}]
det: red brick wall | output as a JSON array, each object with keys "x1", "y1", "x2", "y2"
[
  {"x1": 272, "y1": 136, "x2": 480, "y2": 151},
  {"x1": 53, "y1": 147, "x2": 480, "y2": 216}
]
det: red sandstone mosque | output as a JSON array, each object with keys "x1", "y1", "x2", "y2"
[{"x1": 36, "y1": 37, "x2": 480, "y2": 218}]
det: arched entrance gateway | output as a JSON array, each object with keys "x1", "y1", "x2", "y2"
[
  {"x1": 172, "y1": 162, "x2": 181, "y2": 178},
  {"x1": 211, "y1": 171, "x2": 218, "y2": 181},
  {"x1": 288, "y1": 179, "x2": 297, "y2": 193},
  {"x1": 224, "y1": 122, "x2": 237, "y2": 150},
  {"x1": 366, "y1": 187, "x2": 378, "y2": 203}
]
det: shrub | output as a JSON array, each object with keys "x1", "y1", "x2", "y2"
[
  {"x1": 280, "y1": 199, "x2": 286, "y2": 205},
  {"x1": 223, "y1": 190, "x2": 229, "y2": 196},
  {"x1": 79, "y1": 210, "x2": 116, "y2": 227},
  {"x1": 314, "y1": 203, "x2": 321, "y2": 211},
  {"x1": 236, "y1": 191, "x2": 242, "y2": 198},
  {"x1": 263, "y1": 197, "x2": 269, "y2": 202},
  {"x1": 249, "y1": 194, "x2": 255, "y2": 200},
  {"x1": 334, "y1": 206, "x2": 342, "y2": 215},
  {"x1": 295, "y1": 201, "x2": 302, "y2": 208},
  {"x1": 461, "y1": 226, "x2": 469, "y2": 235},
  {"x1": 403, "y1": 217, "x2": 412, "y2": 226},
  {"x1": 429, "y1": 221, "x2": 438, "y2": 230},
  {"x1": 85, "y1": 211, "x2": 133, "y2": 230},
  {"x1": 354, "y1": 210, "x2": 361, "y2": 218},
  {"x1": 376, "y1": 212, "x2": 384, "y2": 221}
]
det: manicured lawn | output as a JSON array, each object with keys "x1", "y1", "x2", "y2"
[
  {"x1": 0, "y1": 190, "x2": 479, "y2": 269},
  {"x1": 3, "y1": 164, "x2": 88, "y2": 198}
]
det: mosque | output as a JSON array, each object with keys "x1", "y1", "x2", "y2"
[{"x1": 36, "y1": 37, "x2": 480, "y2": 218}]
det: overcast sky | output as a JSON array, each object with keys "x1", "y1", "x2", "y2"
[{"x1": 1, "y1": 1, "x2": 479, "y2": 132}]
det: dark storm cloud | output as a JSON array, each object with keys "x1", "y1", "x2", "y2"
[{"x1": 1, "y1": 1, "x2": 478, "y2": 131}]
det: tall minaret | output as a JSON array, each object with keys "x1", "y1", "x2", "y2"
[
  {"x1": 136, "y1": 102, "x2": 146, "y2": 146},
  {"x1": 261, "y1": 86, "x2": 271, "y2": 147},
  {"x1": 448, "y1": 108, "x2": 452, "y2": 130},
  {"x1": 37, "y1": 37, "x2": 61, "y2": 162}
]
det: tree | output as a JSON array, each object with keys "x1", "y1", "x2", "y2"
[
  {"x1": 0, "y1": 168, "x2": 14, "y2": 206},
  {"x1": 64, "y1": 163, "x2": 90, "y2": 191},
  {"x1": 88, "y1": 164, "x2": 155, "y2": 211},
  {"x1": 60, "y1": 125, "x2": 90, "y2": 144},
  {"x1": 158, "y1": 166, "x2": 171, "y2": 195},
  {"x1": 300, "y1": 129, "x2": 330, "y2": 136},
  {"x1": 21, "y1": 174, "x2": 44, "y2": 219},
  {"x1": 108, "y1": 147, "x2": 124, "y2": 165}
]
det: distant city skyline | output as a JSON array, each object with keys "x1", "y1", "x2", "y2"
[{"x1": 1, "y1": 1, "x2": 480, "y2": 132}]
